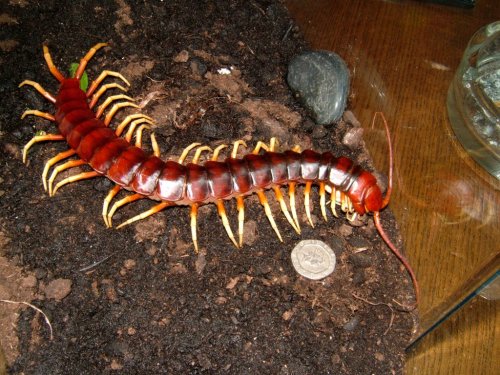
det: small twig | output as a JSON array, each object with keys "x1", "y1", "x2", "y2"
[
  {"x1": 79, "y1": 252, "x2": 116, "y2": 272},
  {"x1": 0, "y1": 299, "x2": 54, "y2": 340},
  {"x1": 281, "y1": 22, "x2": 293, "y2": 42},
  {"x1": 352, "y1": 293, "x2": 395, "y2": 335},
  {"x1": 250, "y1": 1, "x2": 266, "y2": 16}
]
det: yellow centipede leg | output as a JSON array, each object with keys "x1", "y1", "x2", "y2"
[
  {"x1": 116, "y1": 202, "x2": 171, "y2": 229},
  {"x1": 102, "y1": 185, "x2": 122, "y2": 227},
  {"x1": 288, "y1": 182, "x2": 300, "y2": 231},
  {"x1": 304, "y1": 181, "x2": 314, "y2": 227},
  {"x1": 236, "y1": 195, "x2": 245, "y2": 247},
  {"x1": 107, "y1": 193, "x2": 144, "y2": 228},
  {"x1": 190, "y1": 203, "x2": 199, "y2": 253},
  {"x1": 216, "y1": 200, "x2": 239, "y2": 248},
  {"x1": 273, "y1": 186, "x2": 300, "y2": 234},
  {"x1": 257, "y1": 190, "x2": 283, "y2": 242},
  {"x1": 87, "y1": 70, "x2": 131, "y2": 98},
  {"x1": 42, "y1": 149, "x2": 76, "y2": 191},
  {"x1": 21, "y1": 109, "x2": 55, "y2": 122},
  {"x1": 52, "y1": 171, "x2": 100, "y2": 196},
  {"x1": 319, "y1": 182, "x2": 328, "y2": 222},
  {"x1": 23, "y1": 134, "x2": 64, "y2": 163}
]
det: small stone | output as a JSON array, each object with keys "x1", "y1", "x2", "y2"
[
  {"x1": 127, "y1": 327, "x2": 136, "y2": 335},
  {"x1": 123, "y1": 259, "x2": 136, "y2": 270},
  {"x1": 343, "y1": 316, "x2": 359, "y2": 331},
  {"x1": 21, "y1": 275, "x2": 37, "y2": 289},
  {"x1": 173, "y1": 50, "x2": 189, "y2": 63},
  {"x1": 350, "y1": 252, "x2": 372, "y2": 268},
  {"x1": 44, "y1": 278, "x2": 72, "y2": 300},
  {"x1": 348, "y1": 237, "x2": 371, "y2": 252},
  {"x1": 287, "y1": 50, "x2": 350, "y2": 124},
  {"x1": 311, "y1": 125, "x2": 328, "y2": 139},
  {"x1": 342, "y1": 127, "x2": 364, "y2": 149}
]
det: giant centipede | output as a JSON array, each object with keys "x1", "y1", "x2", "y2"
[{"x1": 19, "y1": 43, "x2": 419, "y2": 306}]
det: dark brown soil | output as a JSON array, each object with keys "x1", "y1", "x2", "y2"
[{"x1": 0, "y1": 1, "x2": 417, "y2": 374}]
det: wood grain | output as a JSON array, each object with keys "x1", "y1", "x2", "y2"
[{"x1": 286, "y1": 0, "x2": 499, "y2": 373}]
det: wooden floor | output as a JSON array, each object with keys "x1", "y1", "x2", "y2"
[{"x1": 285, "y1": 1, "x2": 499, "y2": 374}]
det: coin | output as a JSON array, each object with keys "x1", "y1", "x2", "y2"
[{"x1": 291, "y1": 240, "x2": 336, "y2": 280}]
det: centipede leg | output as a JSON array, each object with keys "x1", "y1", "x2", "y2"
[
  {"x1": 42, "y1": 45, "x2": 65, "y2": 83},
  {"x1": 115, "y1": 113, "x2": 154, "y2": 135},
  {"x1": 236, "y1": 196, "x2": 245, "y2": 247},
  {"x1": 89, "y1": 83, "x2": 128, "y2": 109},
  {"x1": 21, "y1": 110, "x2": 55, "y2": 122},
  {"x1": 192, "y1": 146, "x2": 212, "y2": 164},
  {"x1": 304, "y1": 181, "x2": 314, "y2": 227},
  {"x1": 19, "y1": 80, "x2": 56, "y2": 103},
  {"x1": 212, "y1": 144, "x2": 228, "y2": 161},
  {"x1": 319, "y1": 182, "x2": 328, "y2": 222},
  {"x1": 52, "y1": 171, "x2": 100, "y2": 196},
  {"x1": 273, "y1": 186, "x2": 300, "y2": 234},
  {"x1": 48, "y1": 159, "x2": 86, "y2": 196},
  {"x1": 178, "y1": 143, "x2": 201, "y2": 164},
  {"x1": 75, "y1": 42, "x2": 108, "y2": 80},
  {"x1": 107, "y1": 193, "x2": 144, "y2": 228},
  {"x1": 231, "y1": 140, "x2": 247, "y2": 158},
  {"x1": 42, "y1": 149, "x2": 76, "y2": 191},
  {"x1": 103, "y1": 101, "x2": 141, "y2": 126},
  {"x1": 288, "y1": 182, "x2": 300, "y2": 231},
  {"x1": 330, "y1": 187, "x2": 339, "y2": 218},
  {"x1": 87, "y1": 70, "x2": 131, "y2": 98},
  {"x1": 190, "y1": 203, "x2": 199, "y2": 253},
  {"x1": 23, "y1": 134, "x2": 65, "y2": 163},
  {"x1": 96, "y1": 94, "x2": 137, "y2": 118},
  {"x1": 132, "y1": 124, "x2": 161, "y2": 158},
  {"x1": 216, "y1": 200, "x2": 239, "y2": 248},
  {"x1": 116, "y1": 202, "x2": 171, "y2": 229},
  {"x1": 102, "y1": 185, "x2": 122, "y2": 227},
  {"x1": 256, "y1": 190, "x2": 283, "y2": 242}
]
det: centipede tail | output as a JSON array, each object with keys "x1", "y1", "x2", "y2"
[{"x1": 20, "y1": 44, "x2": 418, "y2": 307}]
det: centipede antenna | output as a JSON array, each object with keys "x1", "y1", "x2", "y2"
[
  {"x1": 42, "y1": 149, "x2": 76, "y2": 191},
  {"x1": 372, "y1": 112, "x2": 393, "y2": 209},
  {"x1": 42, "y1": 45, "x2": 65, "y2": 82},
  {"x1": 23, "y1": 134, "x2": 65, "y2": 164},
  {"x1": 374, "y1": 212, "x2": 419, "y2": 308},
  {"x1": 75, "y1": 42, "x2": 108, "y2": 80},
  {"x1": 190, "y1": 204, "x2": 199, "y2": 253}
]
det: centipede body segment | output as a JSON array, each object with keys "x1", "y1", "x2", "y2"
[{"x1": 19, "y1": 43, "x2": 419, "y2": 306}]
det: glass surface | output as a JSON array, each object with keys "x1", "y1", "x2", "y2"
[{"x1": 447, "y1": 21, "x2": 500, "y2": 179}]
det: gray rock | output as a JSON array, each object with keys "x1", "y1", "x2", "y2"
[{"x1": 287, "y1": 51, "x2": 350, "y2": 124}]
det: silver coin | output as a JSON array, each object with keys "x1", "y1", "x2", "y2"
[{"x1": 291, "y1": 240, "x2": 336, "y2": 280}]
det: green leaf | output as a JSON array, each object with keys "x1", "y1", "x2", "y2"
[{"x1": 69, "y1": 63, "x2": 89, "y2": 92}]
